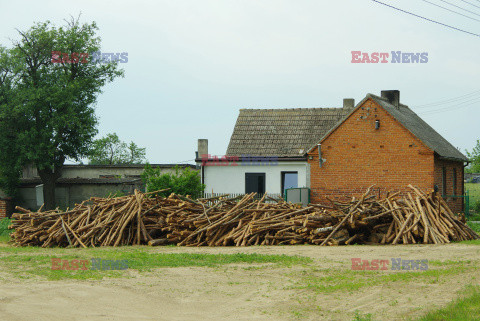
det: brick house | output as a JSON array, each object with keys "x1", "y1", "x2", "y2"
[
  {"x1": 197, "y1": 103, "x2": 352, "y2": 199},
  {"x1": 307, "y1": 90, "x2": 467, "y2": 213},
  {"x1": 200, "y1": 90, "x2": 467, "y2": 213}
]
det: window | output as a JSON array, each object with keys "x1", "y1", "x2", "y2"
[
  {"x1": 245, "y1": 173, "x2": 265, "y2": 194},
  {"x1": 453, "y1": 168, "x2": 457, "y2": 196},
  {"x1": 281, "y1": 171, "x2": 298, "y2": 196},
  {"x1": 442, "y1": 167, "x2": 447, "y2": 196}
]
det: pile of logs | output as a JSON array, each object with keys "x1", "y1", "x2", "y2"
[{"x1": 8, "y1": 186, "x2": 479, "y2": 247}]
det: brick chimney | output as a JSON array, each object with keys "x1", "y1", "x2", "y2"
[
  {"x1": 381, "y1": 90, "x2": 400, "y2": 108},
  {"x1": 343, "y1": 98, "x2": 355, "y2": 111}
]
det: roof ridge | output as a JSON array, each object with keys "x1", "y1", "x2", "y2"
[
  {"x1": 368, "y1": 94, "x2": 466, "y2": 161},
  {"x1": 239, "y1": 107, "x2": 343, "y2": 111}
]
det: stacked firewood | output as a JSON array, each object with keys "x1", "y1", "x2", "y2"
[
  {"x1": 324, "y1": 185, "x2": 479, "y2": 245},
  {"x1": 8, "y1": 186, "x2": 479, "y2": 247}
]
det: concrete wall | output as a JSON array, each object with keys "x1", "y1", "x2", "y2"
[
  {"x1": 18, "y1": 188, "x2": 37, "y2": 211},
  {"x1": 18, "y1": 186, "x2": 70, "y2": 210},
  {"x1": 61, "y1": 166, "x2": 181, "y2": 179},
  {"x1": 18, "y1": 183, "x2": 142, "y2": 211},
  {"x1": 1, "y1": 164, "x2": 197, "y2": 212},
  {"x1": 23, "y1": 164, "x2": 182, "y2": 179},
  {"x1": 203, "y1": 161, "x2": 309, "y2": 194}
]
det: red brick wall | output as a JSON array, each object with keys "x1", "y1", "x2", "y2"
[
  {"x1": 434, "y1": 158, "x2": 464, "y2": 213},
  {"x1": 308, "y1": 98, "x2": 436, "y2": 203},
  {"x1": 0, "y1": 199, "x2": 7, "y2": 219}
]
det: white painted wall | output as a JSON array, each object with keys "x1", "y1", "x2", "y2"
[{"x1": 202, "y1": 161, "x2": 309, "y2": 194}]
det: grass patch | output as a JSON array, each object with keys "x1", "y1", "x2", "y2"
[
  {"x1": 353, "y1": 311, "x2": 373, "y2": 321},
  {"x1": 292, "y1": 262, "x2": 474, "y2": 294},
  {"x1": 417, "y1": 286, "x2": 480, "y2": 321},
  {"x1": 467, "y1": 222, "x2": 480, "y2": 234},
  {"x1": 0, "y1": 218, "x2": 13, "y2": 239},
  {"x1": 459, "y1": 239, "x2": 480, "y2": 245},
  {"x1": 466, "y1": 183, "x2": 480, "y2": 217},
  {"x1": 0, "y1": 248, "x2": 311, "y2": 280}
]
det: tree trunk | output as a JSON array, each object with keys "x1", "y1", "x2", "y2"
[{"x1": 38, "y1": 165, "x2": 63, "y2": 210}]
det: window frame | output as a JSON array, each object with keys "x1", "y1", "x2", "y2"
[
  {"x1": 442, "y1": 167, "x2": 447, "y2": 196},
  {"x1": 281, "y1": 171, "x2": 299, "y2": 197},
  {"x1": 453, "y1": 168, "x2": 457, "y2": 196}
]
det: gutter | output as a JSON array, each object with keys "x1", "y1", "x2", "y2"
[{"x1": 194, "y1": 156, "x2": 308, "y2": 163}]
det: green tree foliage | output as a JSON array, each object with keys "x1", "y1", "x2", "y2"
[
  {"x1": 141, "y1": 165, "x2": 205, "y2": 198},
  {"x1": 88, "y1": 133, "x2": 146, "y2": 165},
  {"x1": 0, "y1": 47, "x2": 23, "y2": 197},
  {"x1": 466, "y1": 140, "x2": 480, "y2": 174},
  {"x1": 0, "y1": 17, "x2": 124, "y2": 208}
]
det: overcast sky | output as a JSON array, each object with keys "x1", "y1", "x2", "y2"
[{"x1": 1, "y1": 0, "x2": 479, "y2": 164}]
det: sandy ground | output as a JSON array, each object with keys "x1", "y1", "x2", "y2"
[{"x1": 1, "y1": 243, "x2": 480, "y2": 321}]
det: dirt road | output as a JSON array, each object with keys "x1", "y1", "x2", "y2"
[{"x1": 1, "y1": 243, "x2": 479, "y2": 321}]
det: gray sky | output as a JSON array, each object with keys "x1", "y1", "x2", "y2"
[{"x1": 1, "y1": 0, "x2": 479, "y2": 164}]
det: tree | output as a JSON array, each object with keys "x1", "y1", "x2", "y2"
[
  {"x1": 0, "y1": 17, "x2": 124, "y2": 209},
  {"x1": 0, "y1": 46, "x2": 23, "y2": 198},
  {"x1": 88, "y1": 133, "x2": 146, "y2": 165},
  {"x1": 141, "y1": 165, "x2": 205, "y2": 198},
  {"x1": 466, "y1": 140, "x2": 480, "y2": 174}
]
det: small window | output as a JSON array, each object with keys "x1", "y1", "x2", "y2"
[
  {"x1": 453, "y1": 168, "x2": 457, "y2": 196},
  {"x1": 281, "y1": 172, "x2": 298, "y2": 196},
  {"x1": 442, "y1": 167, "x2": 447, "y2": 196}
]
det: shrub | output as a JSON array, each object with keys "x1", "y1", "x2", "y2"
[
  {"x1": 0, "y1": 218, "x2": 13, "y2": 237},
  {"x1": 474, "y1": 200, "x2": 480, "y2": 215},
  {"x1": 141, "y1": 164, "x2": 205, "y2": 198}
]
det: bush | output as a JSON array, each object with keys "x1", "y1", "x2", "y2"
[
  {"x1": 0, "y1": 218, "x2": 13, "y2": 237},
  {"x1": 467, "y1": 222, "x2": 480, "y2": 234},
  {"x1": 474, "y1": 200, "x2": 480, "y2": 215},
  {"x1": 141, "y1": 164, "x2": 205, "y2": 198}
]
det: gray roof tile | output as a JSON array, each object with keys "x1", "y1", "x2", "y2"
[
  {"x1": 226, "y1": 95, "x2": 467, "y2": 162},
  {"x1": 366, "y1": 94, "x2": 467, "y2": 162},
  {"x1": 227, "y1": 107, "x2": 348, "y2": 157}
]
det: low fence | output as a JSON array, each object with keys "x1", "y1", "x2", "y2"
[
  {"x1": 465, "y1": 190, "x2": 479, "y2": 217},
  {"x1": 198, "y1": 192, "x2": 283, "y2": 204}
]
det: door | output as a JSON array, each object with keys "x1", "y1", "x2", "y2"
[
  {"x1": 245, "y1": 173, "x2": 266, "y2": 194},
  {"x1": 281, "y1": 171, "x2": 298, "y2": 196}
]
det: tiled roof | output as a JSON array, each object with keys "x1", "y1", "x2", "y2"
[
  {"x1": 367, "y1": 94, "x2": 467, "y2": 162},
  {"x1": 314, "y1": 94, "x2": 468, "y2": 162},
  {"x1": 226, "y1": 108, "x2": 349, "y2": 157},
  {"x1": 226, "y1": 94, "x2": 467, "y2": 162}
]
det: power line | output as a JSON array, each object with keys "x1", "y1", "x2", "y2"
[
  {"x1": 437, "y1": 0, "x2": 480, "y2": 17},
  {"x1": 412, "y1": 89, "x2": 480, "y2": 108},
  {"x1": 415, "y1": 96, "x2": 480, "y2": 113},
  {"x1": 421, "y1": 0, "x2": 480, "y2": 22},
  {"x1": 460, "y1": 0, "x2": 480, "y2": 10},
  {"x1": 418, "y1": 99, "x2": 478, "y2": 115},
  {"x1": 371, "y1": 0, "x2": 480, "y2": 37}
]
